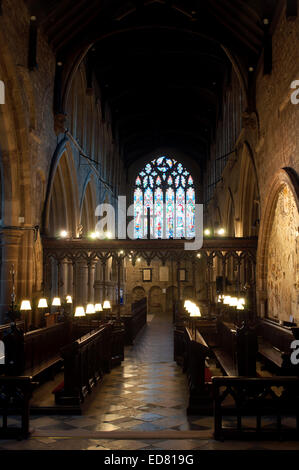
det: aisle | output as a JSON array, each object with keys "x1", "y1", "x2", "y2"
[{"x1": 1, "y1": 314, "x2": 297, "y2": 450}]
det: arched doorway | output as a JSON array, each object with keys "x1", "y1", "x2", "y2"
[
  {"x1": 132, "y1": 286, "x2": 146, "y2": 303},
  {"x1": 149, "y1": 286, "x2": 164, "y2": 314},
  {"x1": 166, "y1": 286, "x2": 178, "y2": 314}
]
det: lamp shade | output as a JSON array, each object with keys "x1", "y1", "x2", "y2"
[
  {"x1": 237, "y1": 304, "x2": 245, "y2": 310},
  {"x1": 95, "y1": 303, "x2": 103, "y2": 312},
  {"x1": 52, "y1": 297, "x2": 61, "y2": 307},
  {"x1": 66, "y1": 295, "x2": 72, "y2": 304},
  {"x1": 86, "y1": 304, "x2": 95, "y2": 314},
  {"x1": 229, "y1": 297, "x2": 238, "y2": 307},
  {"x1": 223, "y1": 296, "x2": 231, "y2": 305},
  {"x1": 20, "y1": 300, "x2": 32, "y2": 311},
  {"x1": 38, "y1": 298, "x2": 48, "y2": 309},
  {"x1": 190, "y1": 306, "x2": 201, "y2": 317},
  {"x1": 74, "y1": 306, "x2": 85, "y2": 317},
  {"x1": 239, "y1": 298, "x2": 245, "y2": 305},
  {"x1": 103, "y1": 300, "x2": 111, "y2": 310}
]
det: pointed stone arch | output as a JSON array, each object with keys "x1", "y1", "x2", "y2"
[
  {"x1": 80, "y1": 175, "x2": 97, "y2": 236},
  {"x1": 43, "y1": 142, "x2": 79, "y2": 237},
  {"x1": 256, "y1": 168, "x2": 299, "y2": 318},
  {"x1": 237, "y1": 143, "x2": 260, "y2": 237}
]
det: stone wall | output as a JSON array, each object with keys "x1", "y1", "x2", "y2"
[
  {"x1": 204, "y1": 3, "x2": 299, "y2": 320},
  {"x1": 266, "y1": 184, "x2": 299, "y2": 321}
]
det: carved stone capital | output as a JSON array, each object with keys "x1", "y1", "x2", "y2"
[
  {"x1": 242, "y1": 111, "x2": 257, "y2": 130},
  {"x1": 54, "y1": 113, "x2": 67, "y2": 136}
]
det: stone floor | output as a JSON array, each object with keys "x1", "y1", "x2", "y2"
[{"x1": 1, "y1": 312, "x2": 299, "y2": 451}]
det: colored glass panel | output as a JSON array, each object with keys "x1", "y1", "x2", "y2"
[
  {"x1": 134, "y1": 188, "x2": 143, "y2": 238},
  {"x1": 166, "y1": 188, "x2": 175, "y2": 238},
  {"x1": 176, "y1": 187, "x2": 185, "y2": 238},
  {"x1": 144, "y1": 187, "x2": 153, "y2": 237},
  {"x1": 154, "y1": 188, "x2": 163, "y2": 238},
  {"x1": 186, "y1": 187, "x2": 195, "y2": 238}
]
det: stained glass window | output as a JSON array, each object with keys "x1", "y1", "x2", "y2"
[{"x1": 133, "y1": 156, "x2": 195, "y2": 239}]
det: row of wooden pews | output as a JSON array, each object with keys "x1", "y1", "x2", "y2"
[
  {"x1": 175, "y1": 313, "x2": 299, "y2": 440},
  {"x1": 0, "y1": 302, "x2": 147, "y2": 438}
]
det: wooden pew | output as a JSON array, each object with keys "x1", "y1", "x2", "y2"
[
  {"x1": 213, "y1": 376, "x2": 299, "y2": 440},
  {"x1": 122, "y1": 297, "x2": 147, "y2": 344},
  {"x1": 0, "y1": 376, "x2": 34, "y2": 439},
  {"x1": 185, "y1": 327, "x2": 213, "y2": 414},
  {"x1": 257, "y1": 318, "x2": 299, "y2": 373},
  {"x1": 23, "y1": 322, "x2": 72, "y2": 378},
  {"x1": 1, "y1": 321, "x2": 73, "y2": 379},
  {"x1": 55, "y1": 324, "x2": 113, "y2": 407},
  {"x1": 210, "y1": 320, "x2": 258, "y2": 376},
  {"x1": 174, "y1": 325, "x2": 213, "y2": 414}
]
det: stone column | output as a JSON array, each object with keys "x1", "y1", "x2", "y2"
[{"x1": 0, "y1": 229, "x2": 23, "y2": 323}]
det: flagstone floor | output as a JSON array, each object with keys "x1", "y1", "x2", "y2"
[{"x1": 0, "y1": 312, "x2": 299, "y2": 451}]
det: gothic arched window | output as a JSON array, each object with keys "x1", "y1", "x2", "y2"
[{"x1": 134, "y1": 156, "x2": 195, "y2": 239}]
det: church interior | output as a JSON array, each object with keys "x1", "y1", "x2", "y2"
[{"x1": 0, "y1": 0, "x2": 299, "y2": 452}]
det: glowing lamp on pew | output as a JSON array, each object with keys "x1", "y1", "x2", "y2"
[
  {"x1": 66, "y1": 295, "x2": 73, "y2": 304},
  {"x1": 189, "y1": 305, "x2": 201, "y2": 317},
  {"x1": 229, "y1": 297, "x2": 238, "y2": 307},
  {"x1": 184, "y1": 300, "x2": 193, "y2": 311},
  {"x1": 95, "y1": 303, "x2": 103, "y2": 312},
  {"x1": 52, "y1": 297, "x2": 61, "y2": 307},
  {"x1": 239, "y1": 298, "x2": 245, "y2": 305},
  {"x1": 38, "y1": 298, "x2": 48, "y2": 309},
  {"x1": 86, "y1": 304, "x2": 95, "y2": 314},
  {"x1": 236, "y1": 303, "x2": 245, "y2": 310},
  {"x1": 103, "y1": 300, "x2": 111, "y2": 310},
  {"x1": 60, "y1": 230, "x2": 68, "y2": 238},
  {"x1": 223, "y1": 296, "x2": 231, "y2": 305},
  {"x1": 20, "y1": 300, "x2": 32, "y2": 311},
  {"x1": 74, "y1": 306, "x2": 85, "y2": 317}
]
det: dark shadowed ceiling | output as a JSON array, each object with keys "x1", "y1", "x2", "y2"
[{"x1": 25, "y1": 0, "x2": 280, "y2": 167}]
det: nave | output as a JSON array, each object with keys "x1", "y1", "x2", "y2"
[{"x1": 1, "y1": 312, "x2": 299, "y2": 451}]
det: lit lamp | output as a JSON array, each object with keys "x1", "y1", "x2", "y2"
[
  {"x1": 103, "y1": 300, "x2": 112, "y2": 319},
  {"x1": 51, "y1": 297, "x2": 61, "y2": 321},
  {"x1": 38, "y1": 298, "x2": 48, "y2": 326},
  {"x1": 66, "y1": 295, "x2": 72, "y2": 304},
  {"x1": 189, "y1": 304, "x2": 201, "y2": 339},
  {"x1": 20, "y1": 300, "x2": 32, "y2": 332},
  {"x1": 74, "y1": 306, "x2": 85, "y2": 318},
  {"x1": 86, "y1": 304, "x2": 95, "y2": 333},
  {"x1": 95, "y1": 303, "x2": 103, "y2": 313},
  {"x1": 229, "y1": 297, "x2": 238, "y2": 308},
  {"x1": 223, "y1": 296, "x2": 231, "y2": 305},
  {"x1": 52, "y1": 297, "x2": 61, "y2": 307},
  {"x1": 38, "y1": 298, "x2": 48, "y2": 309}
]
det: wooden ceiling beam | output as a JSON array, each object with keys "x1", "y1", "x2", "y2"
[
  {"x1": 50, "y1": 1, "x2": 100, "y2": 50},
  {"x1": 209, "y1": 0, "x2": 263, "y2": 49},
  {"x1": 205, "y1": 4, "x2": 260, "y2": 55},
  {"x1": 47, "y1": 0, "x2": 94, "y2": 40},
  {"x1": 220, "y1": 0, "x2": 264, "y2": 37},
  {"x1": 42, "y1": 0, "x2": 83, "y2": 30}
]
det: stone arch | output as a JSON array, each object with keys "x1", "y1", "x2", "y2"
[
  {"x1": 183, "y1": 285, "x2": 194, "y2": 300},
  {"x1": 149, "y1": 286, "x2": 164, "y2": 314},
  {"x1": 132, "y1": 286, "x2": 146, "y2": 303},
  {"x1": 43, "y1": 142, "x2": 79, "y2": 237},
  {"x1": 0, "y1": 29, "x2": 35, "y2": 316},
  {"x1": 224, "y1": 188, "x2": 235, "y2": 236},
  {"x1": 236, "y1": 142, "x2": 260, "y2": 237},
  {"x1": 80, "y1": 175, "x2": 97, "y2": 236},
  {"x1": 256, "y1": 168, "x2": 299, "y2": 319}
]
